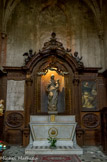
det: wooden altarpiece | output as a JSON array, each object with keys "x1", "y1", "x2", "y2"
[{"x1": 1, "y1": 33, "x2": 106, "y2": 147}]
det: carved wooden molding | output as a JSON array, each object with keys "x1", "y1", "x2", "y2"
[
  {"x1": 83, "y1": 67, "x2": 101, "y2": 73},
  {"x1": 82, "y1": 113, "x2": 100, "y2": 128},
  {"x1": 73, "y1": 78, "x2": 80, "y2": 86},
  {"x1": 76, "y1": 129, "x2": 84, "y2": 138},
  {"x1": 22, "y1": 33, "x2": 84, "y2": 73},
  {"x1": 73, "y1": 72, "x2": 80, "y2": 86},
  {"x1": 23, "y1": 128, "x2": 30, "y2": 136},
  {"x1": 6, "y1": 112, "x2": 24, "y2": 128},
  {"x1": 26, "y1": 77, "x2": 33, "y2": 86},
  {"x1": 76, "y1": 125, "x2": 84, "y2": 138},
  {"x1": 3, "y1": 66, "x2": 26, "y2": 80}
]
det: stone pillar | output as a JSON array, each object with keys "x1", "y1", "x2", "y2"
[
  {"x1": 0, "y1": 33, "x2": 7, "y2": 66},
  {"x1": 73, "y1": 72, "x2": 80, "y2": 124}
]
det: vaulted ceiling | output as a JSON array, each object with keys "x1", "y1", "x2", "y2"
[{"x1": 1, "y1": 0, "x2": 103, "y2": 35}]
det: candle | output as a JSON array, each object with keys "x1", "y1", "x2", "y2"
[{"x1": 3, "y1": 145, "x2": 6, "y2": 149}]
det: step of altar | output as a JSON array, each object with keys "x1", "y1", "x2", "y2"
[{"x1": 25, "y1": 144, "x2": 83, "y2": 155}]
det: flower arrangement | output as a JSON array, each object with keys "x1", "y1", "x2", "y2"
[
  {"x1": 0, "y1": 141, "x2": 6, "y2": 152},
  {"x1": 47, "y1": 136, "x2": 57, "y2": 148}
]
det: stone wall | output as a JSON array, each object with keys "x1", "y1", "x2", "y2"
[
  {"x1": 6, "y1": 80, "x2": 25, "y2": 110},
  {"x1": 103, "y1": 0, "x2": 107, "y2": 69},
  {"x1": 6, "y1": 0, "x2": 101, "y2": 68},
  {"x1": 0, "y1": 0, "x2": 2, "y2": 32}
]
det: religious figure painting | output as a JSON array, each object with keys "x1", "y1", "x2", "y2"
[{"x1": 81, "y1": 81, "x2": 97, "y2": 111}]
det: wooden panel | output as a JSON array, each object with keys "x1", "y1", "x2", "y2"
[
  {"x1": 5, "y1": 129, "x2": 22, "y2": 145},
  {"x1": 101, "y1": 107, "x2": 107, "y2": 153},
  {"x1": 0, "y1": 76, "x2": 7, "y2": 109},
  {"x1": 81, "y1": 112, "x2": 101, "y2": 146},
  {"x1": 4, "y1": 111, "x2": 24, "y2": 145},
  {"x1": 0, "y1": 116, "x2": 4, "y2": 140},
  {"x1": 97, "y1": 77, "x2": 107, "y2": 110},
  {"x1": 84, "y1": 130, "x2": 101, "y2": 145},
  {"x1": 76, "y1": 128, "x2": 84, "y2": 146},
  {"x1": 81, "y1": 112, "x2": 101, "y2": 129}
]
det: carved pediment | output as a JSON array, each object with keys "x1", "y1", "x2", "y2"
[
  {"x1": 23, "y1": 33, "x2": 84, "y2": 72},
  {"x1": 41, "y1": 32, "x2": 70, "y2": 54}
]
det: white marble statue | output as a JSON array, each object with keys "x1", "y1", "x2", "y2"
[{"x1": 46, "y1": 74, "x2": 60, "y2": 111}]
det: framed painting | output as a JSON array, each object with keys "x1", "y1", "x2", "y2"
[{"x1": 81, "y1": 81, "x2": 97, "y2": 111}]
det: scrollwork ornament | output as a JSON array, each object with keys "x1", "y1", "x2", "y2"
[
  {"x1": 82, "y1": 113, "x2": 99, "y2": 128},
  {"x1": 6, "y1": 112, "x2": 23, "y2": 128},
  {"x1": 22, "y1": 33, "x2": 84, "y2": 67}
]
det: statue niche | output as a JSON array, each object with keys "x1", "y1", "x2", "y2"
[{"x1": 41, "y1": 70, "x2": 65, "y2": 113}]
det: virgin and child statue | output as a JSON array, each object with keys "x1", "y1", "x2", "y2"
[{"x1": 46, "y1": 74, "x2": 60, "y2": 112}]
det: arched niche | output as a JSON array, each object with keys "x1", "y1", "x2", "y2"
[
  {"x1": 31, "y1": 56, "x2": 73, "y2": 115},
  {"x1": 24, "y1": 33, "x2": 84, "y2": 115}
]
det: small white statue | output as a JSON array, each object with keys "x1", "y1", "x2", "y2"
[{"x1": 0, "y1": 99, "x2": 4, "y2": 115}]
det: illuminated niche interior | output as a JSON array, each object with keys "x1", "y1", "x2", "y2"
[{"x1": 41, "y1": 69, "x2": 65, "y2": 113}]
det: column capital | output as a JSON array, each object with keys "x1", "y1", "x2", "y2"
[
  {"x1": 73, "y1": 72, "x2": 80, "y2": 86},
  {"x1": 73, "y1": 78, "x2": 80, "y2": 86},
  {"x1": 25, "y1": 74, "x2": 33, "y2": 86}
]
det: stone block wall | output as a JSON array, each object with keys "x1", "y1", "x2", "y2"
[{"x1": 6, "y1": 0, "x2": 101, "y2": 68}]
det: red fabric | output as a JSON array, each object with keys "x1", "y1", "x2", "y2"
[{"x1": 33, "y1": 155, "x2": 81, "y2": 162}]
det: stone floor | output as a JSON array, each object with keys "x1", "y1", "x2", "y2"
[
  {"x1": 1, "y1": 146, "x2": 107, "y2": 162},
  {"x1": 78, "y1": 146, "x2": 107, "y2": 162}
]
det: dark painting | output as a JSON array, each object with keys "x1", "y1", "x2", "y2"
[{"x1": 82, "y1": 81, "x2": 97, "y2": 111}]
